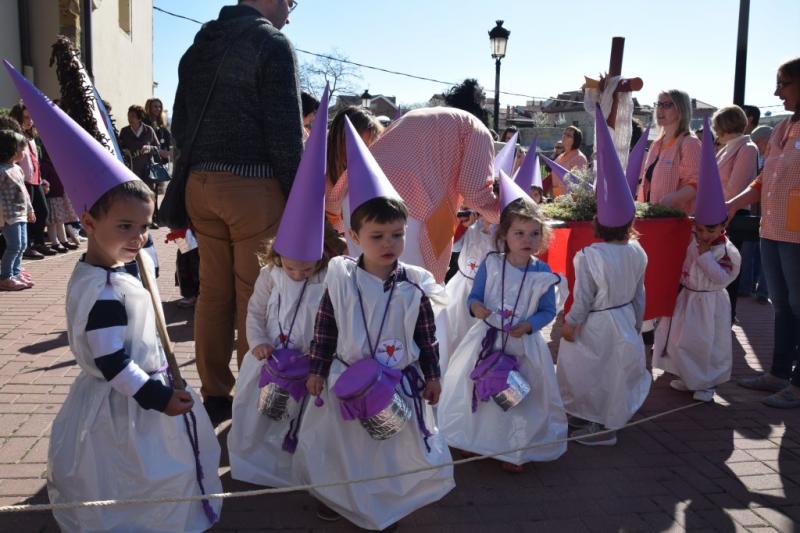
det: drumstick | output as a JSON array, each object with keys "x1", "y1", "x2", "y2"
[{"x1": 135, "y1": 250, "x2": 185, "y2": 390}]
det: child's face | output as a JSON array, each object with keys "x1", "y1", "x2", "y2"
[
  {"x1": 350, "y1": 218, "x2": 406, "y2": 270},
  {"x1": 530, "y1": 189, "x2": 543, "y2": 204},
  {"x1": 282, "y1": 258, "x2": 317, "y2": 282},
  {"x1": 504, "y1": 217, "x2": 542, "y2": 258},
  {"x1": 694, "y1": 223, "x2": 724, "y2": 246},
  {"x1": 81, "y1": 197, "x2": 154, "y2": 267}
]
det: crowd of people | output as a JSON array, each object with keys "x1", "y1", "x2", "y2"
[{"x1": 1, "y1": 0, "x2": 798, "y2": 531}]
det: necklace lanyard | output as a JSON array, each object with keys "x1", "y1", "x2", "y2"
[
  {"x1": 276, "y1": 278, "x2": 309, "y2": 349},
  {"x1": 355, "y1": 267, "x2": 397, "y2": 359},
  {"x1": 498, "y1": 255, "x2": 530, "y2": 352}
]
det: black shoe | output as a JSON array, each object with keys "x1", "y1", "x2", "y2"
[
  {"x1": 33, "y1": 244, "x2": 57, "y2": 256},
  {"x1": 203, "y1": 396, "x2": 232, "y2": 426},
  {"x1": 52, "y1": 244, "x2": 68, "y2": 253},
  {"x1": 316, "y1": 503, "x2": 341, "y2": 522},
  {"x1": 23, "y1": 248, "x2": 45, "y2": 260}
]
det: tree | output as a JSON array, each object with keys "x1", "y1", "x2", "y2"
[
  {"x1": 443, "y1": 78, "x2": 489, "y2": 126},
  {"x1": 299, "y1": 49, "x2": 362, "y2": 101}
]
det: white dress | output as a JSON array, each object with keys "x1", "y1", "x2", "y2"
[
  {"x1": 292, "y1": 257, "x2": 454, "y2": 531},
  {"x1": 228, "y1": 266, "x2": 326, "y2": 487},
  {"x1": 653, "y1": 237, "x2": 741, "y2": 390},
  {"x1": 443, "y1": 220, "x2": 496, "y2": 372},
  {"x1": 48, "y1": 255, "x2": 222, "y2": 533},
  {"x1": 556, "y1": 242, "x2": 651, "y2": 429},
  {"x1": 438, "y1": 253, "x2": 568, "y2": 464}
]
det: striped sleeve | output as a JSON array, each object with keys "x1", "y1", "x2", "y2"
[{"x1": 86, "y1": 286, "x2": 172, "y2": 411}]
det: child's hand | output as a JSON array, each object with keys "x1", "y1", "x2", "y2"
[
  {"x1": 164, "y1": 389, "x2": 194, "y2": 416},
  {"x1": 561, "y1": 322, "x2": 578, "y2": 342},
  {"x1": 509, "y1": 322, "x2": 532, "y2": 337},
  {"x1": 27, "y1": 211, "x2": 36, "y2": 223},
  {"x1": 422, "y1": 379, "x2": 441, "y2": 405},
  {"x1": 252, "y1": 344, "x2": 274, "y2": 360},
  {"x1": 307, "y1": 375, "x2": 325, "y2": 397},
  {"x1": 471, "y1": 301, "x2": 491, "y2": 319}
]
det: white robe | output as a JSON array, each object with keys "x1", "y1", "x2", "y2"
[
  {"x1": 653, "y1": 237, "x2": 741, "y2": 390},
  {"x1": 556, "y1": 242, "x2": 651, "y2": 429},
  {"x1": 228, "y1": 266, "x2": 326, "y2": 487},
  {"x1": 444, "y1": 221, "x2": 496, "y2": 372},
  {"x1": 439, "y1": 253, "x2": 568, "y2": 464},
  {"x1": 292, "y1": 257, "x2": 454, "y2": 531},
  {"x1": 48, "y1": 255, "x2": 222, "y2": 533}
]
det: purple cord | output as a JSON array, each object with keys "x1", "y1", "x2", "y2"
[{"x1": 401, "y1": 366, "x2": 432, "y2": 453}]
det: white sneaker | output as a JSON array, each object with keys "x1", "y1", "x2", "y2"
[
  {"x1": 670, "y1": 379, "x2": 689, "y2": 392},
  {"x1": 693, "y1": 389, "x2": 715, "y2": 402},
  {"x1": 572, "y1": 423, "x2": 618, "y2": 446}
]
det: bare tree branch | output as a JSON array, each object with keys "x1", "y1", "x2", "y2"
[{"x1": 298, "y1": 49, "x2": 363, "y2": 101}]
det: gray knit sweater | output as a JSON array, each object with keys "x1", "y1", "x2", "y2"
[{"x1": 171, "y1": 5, "x2": 303, "y2": 193}]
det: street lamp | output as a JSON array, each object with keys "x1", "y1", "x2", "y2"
[
  {"x1": 361, "y1": 89, "x2": 372, "y2": 109},
  {"x1": 488, "y1": 20, "x2": 510, "y2": 132}
]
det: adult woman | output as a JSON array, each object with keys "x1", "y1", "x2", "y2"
[
  {"x1": 728, "y1": 58, "x2": 800, "y2": 408},
  {"x1": 637, "y1": 90, "x2": 701, "y2": 212},
  {"x1": 118, "y1": 105, "x2": 160, "y2": 227},
  {"x1": 551, "y1": 125, "x2": 588, "y2": 196},
  {"x1": 144, "y1": 98, "x2": 172, "y2": 166},
  {"x1": 712, "y1": 105, "x2": 760, "y2": 321},
  {"x1": 10, "y1": 104, "x2": 52, "y2": 258},
  {"x1": 324, "y1": 106, "x2": 383, "y2": 234}
]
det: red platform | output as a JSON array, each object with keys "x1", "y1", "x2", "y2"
[{"x1": 541, "y1": 217, "x2": 692, "y2": 320}]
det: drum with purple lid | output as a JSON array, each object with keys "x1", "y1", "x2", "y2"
[
  {"x1": 258, "y1": 348, "x2": 311, "y2": 420},
  {"x1": 470, "y1": 351, "x2": 530, "y2": 411}
]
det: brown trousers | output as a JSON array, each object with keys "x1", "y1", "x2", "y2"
[{"x1": 186, "y1": 170, "x2": 285, "y2": 398}]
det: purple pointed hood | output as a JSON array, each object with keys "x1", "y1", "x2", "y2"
[
  {"x1": 539, "y1": 153, "x2": 578, "y2": 191},
  {"x1": 3, "y1": 60, "x2": 138, "y2": 214},
  {"x1": 273, "y1": 85, "x2": 329, "y2": 262},
  {"x1": 513, "y1": 136, "x2": 541, "y2": 193},
  {"x1": 345, "y1": 116, "x2": 401, "y2": 215},
  {"x1": 498, "y1": 170, "x2": 529, "y2": 212},
  {"x1": 493, "y1": 131, "x2": 518, "y2": 178},
  {"x1": 595, "y1": 104, "x2": 636, "y2": 227},
  {"x1": 626, "y1": 126, "x2": 650, "y2": 197},
  {"x1": 694, "y1": 116, "x2": 728, "y2": 225}
]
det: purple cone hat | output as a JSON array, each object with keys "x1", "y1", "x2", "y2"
[
  {"x1": 695, "y1": 116, "x2": 728, "y2": 225},
  {"x1": 626, "y1": 126, "x2": 650, "y2": 196},
  {"x1": 498, "y1": 170, "x2": 529, "y2": 212},
  {"x1": 513, "y1": 136, "x2": 541, "y2": 193},
  {"x1": 493, "y1": 131, "x2": 518, "y2": 178},
  {"x1": 345, "y1": 116, "x2": 401, "y2": 215},
  {"x1": 539, "y1": 154, "x2": 577, "y2": 191},
  {"x1": 273, "y1": 85, "x2": 329, "y2": 262},
  {"x1": 595, "y1": 104, "x2": 635, "y2": 227},
  {"x1": 3, "y1": 60, "x2": 137, "y2": 214}
]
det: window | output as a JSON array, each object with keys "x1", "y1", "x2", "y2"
[{"x1": 118, "y1": 0, "x2": 131, "y2": 34}]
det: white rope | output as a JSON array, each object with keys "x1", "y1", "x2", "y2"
[{"x1": 0, "y1": 400, "x2": 704, "y2": 514}]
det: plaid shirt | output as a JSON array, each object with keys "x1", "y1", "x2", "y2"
[{"x1": 309, "y1": 259, "x2": 440, "y2": 381}]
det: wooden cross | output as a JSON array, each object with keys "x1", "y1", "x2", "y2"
[{"x1": 583, "y1": 37, "x2": 643, "y2": 129}]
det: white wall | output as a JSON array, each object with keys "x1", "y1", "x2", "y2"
[{"x1": 0, "y1": 0, "x2": 22, "y2": 108}]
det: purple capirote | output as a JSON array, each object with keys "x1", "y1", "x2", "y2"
[
  {"x1": 258, "y1": 348, "x2": 311, "y2": 402},
  {"x1": 2, "y1": 60, "x2": 138, "y2": 214},
  {"x1": 626, "y1": 126, "x2": 650, "y2": 197},
  {"x1": 332, "y1": 358, "x2": 403, "y2": 420},
  {"x1": 498, "y1": 170, "x2": 530, "y2": 212},
  {"x1": 513, "y1": 136, "x2": 541, "y2": 193},
  {"x1": 494, "y1": 131, "x2": 518, "y2": 178},
  {"x1": 694, "y1": 116, "x2": 728, "y2": 226},
  {"x1": 344, "y1": 116, "x2": 402, "y2": 215},
  {"x1": 594, "y1": 104, "x2": 636, "y2": 227},
  {"x1": 273, "y1": 84, "x2": 330, "y2": 262}
]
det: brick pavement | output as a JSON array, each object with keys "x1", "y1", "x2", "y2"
[{"x1": 0, "y1": 230, "x2": 799, "y2": 532}]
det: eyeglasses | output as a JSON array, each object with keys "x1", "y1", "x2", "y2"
[
  {"x1": 654, "y1": 101, "x2": 675, "y2": 109},
  {"x1": 288, "y1": 0, "x2": 298, "y2": 12},
  {"x1": 776, "y1": 79, "x2": 793, "y2": 90}
]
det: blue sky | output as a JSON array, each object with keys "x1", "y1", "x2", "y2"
[{"x1": 153, "y1": 0, "x2": 799, "y2": 117}]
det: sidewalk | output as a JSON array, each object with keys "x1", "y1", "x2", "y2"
[{"x1": 0, "y1": 229, "x2": 799, "y2": 532}]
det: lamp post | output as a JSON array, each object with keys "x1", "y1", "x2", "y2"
[
  {"x1": 361, "y1": 89, "x2": 372, "y2": 110},
  {"x1": 489, "y1": 20, "x2": 510, "y2": 132}
]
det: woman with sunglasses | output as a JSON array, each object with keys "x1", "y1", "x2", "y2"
[{"x1": 637, "y1": 90, "x2": 701, "y2": 213}]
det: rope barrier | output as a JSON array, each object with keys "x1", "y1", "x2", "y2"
[{"x1": 0, "y1": 400, "x2": 704, "y2": 514}]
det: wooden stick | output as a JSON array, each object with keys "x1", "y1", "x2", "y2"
[{"x1": 135, "y1": 251, "x2": 185, "y2": 390}]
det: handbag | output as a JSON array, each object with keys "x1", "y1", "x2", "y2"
[
  {"x1": 160, "y1": 21, "x2": 262, "y2": 229},
  {"x1": 148, "y1": 157, "x2": 171, "y2": 183}
]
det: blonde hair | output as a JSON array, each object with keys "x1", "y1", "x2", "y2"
[
  {"x1": 494, "y1": 198, "x2": 551, "y2": 255},
  {"x1": 256, "y1": 223, "x2": 345, "y2": 271},
  {"x1": 654, "y1": 89, "x2": 692, "y2": 137},
  {"x1": 712, "y1": 105, "x2": 747, "y2": 136},
  {"x1": 144, "y1": 98, "x2": 167, "y2": 128}
]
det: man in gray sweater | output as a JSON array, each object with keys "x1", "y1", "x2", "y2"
[{"x1": 171, "y1": 0, "x2": 303, "y2": 420}]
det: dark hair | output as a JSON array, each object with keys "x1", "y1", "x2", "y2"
[
  {"x1": 327, "y1": 106, "x2": 382, "y2": 185},
  {"x1": 592, "y1": 216, "x2": 639, "y2": 242},
  {"x1": 301, "y1": 92, "x2": 320, "y2": 118},
  {"x1": 494, "y1": 197, "x2": 551, "y2": 254},
  {"x1": 501, "y1": 126, "x2": 518, "y2": 142},
  {"x1": 444, "y1": 78, "x2": 489, "y2": 126},
  {"x1": 88, "y1": 179, "x2": 155, "y2": 218},
  {"x1": 350, "y1": 197, "x2": 408, "y2": 233},
  {"x1": 779, "y1": 57, "x2": 800, "y2": 121},
  {"x1": 564, "y1": 125, "x2": 582, "y2": 150},
  {"x1": 630, "y1": 118, "x2": 644, "y2": 150},
  {"x1": 0, "y1": 115, "x2": 23, "y2": 134},
  {"x1": 741, "y1": 105, "x2": 760, "y2": 127},
  {"x1": 127, "y1": 105, "x2": 146, "y2": 121},
  {"x1": 0, "y1": 129, "x2": 28, "y2": 162},
  {"x1": 9, "y1": 104, "x2": 37, "y2": 139}
]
